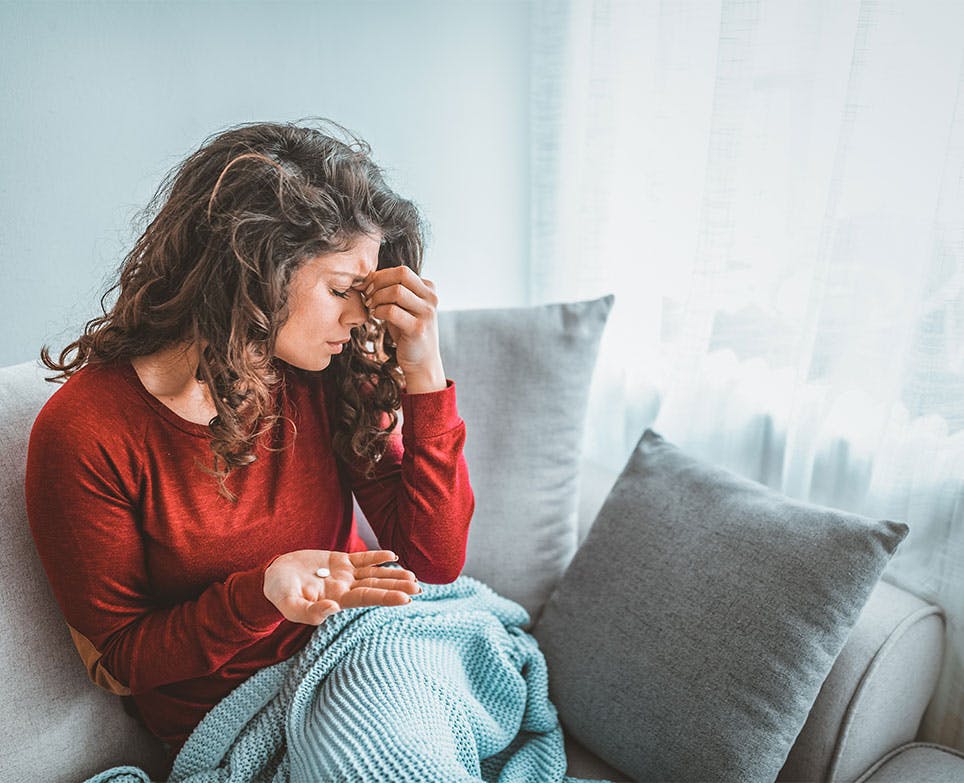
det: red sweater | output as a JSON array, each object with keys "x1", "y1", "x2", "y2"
[{"x1": 25, "y1": 358, "x2": 474, "y2": 758}]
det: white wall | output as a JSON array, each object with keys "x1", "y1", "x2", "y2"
[{"x1": 0, "y1": 0, "x2": 530, "y2": 367}]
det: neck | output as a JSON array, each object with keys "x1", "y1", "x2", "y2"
[{"x1": 131, "y1": 340, "x2": 204, "y2": 399}]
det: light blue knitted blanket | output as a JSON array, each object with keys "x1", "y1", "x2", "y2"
[{"x1": 83, "y1": 574, "x2": 614, "y2": 783}]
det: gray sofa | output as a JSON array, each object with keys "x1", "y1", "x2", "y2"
[{"x1": 3, "y1": 309, "x2": 964, "y2": 782}]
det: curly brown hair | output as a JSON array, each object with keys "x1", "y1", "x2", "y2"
[{"x1": 40, "y1": 118, "x2": 425, "y2": 501}]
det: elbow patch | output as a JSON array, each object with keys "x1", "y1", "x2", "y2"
[{"x1": 67, "y1": 624, "x2": 131, "y2": 696}]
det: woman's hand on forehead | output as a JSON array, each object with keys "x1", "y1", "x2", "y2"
[{"x1": 361, "y1": 264, "x2": 446, "y2": 394}]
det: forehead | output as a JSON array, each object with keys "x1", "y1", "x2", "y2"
[{"x1": 308, "y1": 234, "x2": 381, "y2": 282}]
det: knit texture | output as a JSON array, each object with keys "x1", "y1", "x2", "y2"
[{"x1": 81, "y1": 574, "x2": 613, "y2": 783}]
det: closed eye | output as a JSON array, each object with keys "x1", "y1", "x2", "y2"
[{"x1": 330, "y1": 288, "x2": 352, "y2": 299}]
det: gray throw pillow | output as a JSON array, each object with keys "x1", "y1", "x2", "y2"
[
  {"x1": 532, "y1": 428, "x2": 909, "y2": 783},
  {"x1": 436, "y1": 295, "x2": 613, "y2": 627}
]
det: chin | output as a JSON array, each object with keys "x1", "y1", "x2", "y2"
[
  {"x1": 276, "y1": 353, "x2": 333, "y2": 372},
  {"x1": 305, "y1": 356, "x2": 334, "y2": 372}
]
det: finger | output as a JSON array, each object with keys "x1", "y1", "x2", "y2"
[
  {"x1": 348, "y1": 550, "x2": 399, "y2": 568},
  {"x1": 341, "y1": 585, "x2": 413, "y2": 608},
  {"x1": 309, "y1": 599, "x2": 340, "y2": 623},
  {"x1": 368, "y1": 303, "x2": 419, "y2": 334},
  {"x1": 352, "y1": 577, "x2": 421, "y2": 593},
  {"x1": 365, "y1": 283, "x2": 436, "y2": 316},
  {"x1": 355, "y1": 565, "x2": 417, "y2": 581},
  {"x1": 284, "y1": 595, "x2": 339, "y2": 625},
  {"x1": 365, "y1": 266, "x2": 435, "y2": 302}
]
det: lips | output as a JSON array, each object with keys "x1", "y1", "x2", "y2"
[{"x1": 326, "y1": 338, "x2": 351, "y2": 353}]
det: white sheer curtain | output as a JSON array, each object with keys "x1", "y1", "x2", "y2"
[{"x1": 531, "y1": 0, "x2": 964, "y2": 752}]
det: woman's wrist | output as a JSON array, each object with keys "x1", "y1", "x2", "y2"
[
  {"x1": 403, "y1": 372, "x2": 447, "y2": 395},
  {"x1": 400, "y1": 357, "x2": 447, "y2": 395}
]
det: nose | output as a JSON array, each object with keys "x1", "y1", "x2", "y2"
[{"x1": 341, "y1": 289, "x2": 369, "y2": 328}]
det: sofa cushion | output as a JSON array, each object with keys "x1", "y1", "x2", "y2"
[
  {"x1": 0, "y1": 361, "x2": 168, "y2": 783},
  {"x1": 433, "y1": 295, "x2": 613, "y2": 627},
  {"x1": 564, "y1": 730, "x2": 633, "y2": 782},
  {"x1": 854, "y1": 742, "x2": 964, "y2": 782},
  {"x1": 532, "y1": 428, "x2": 910, "y2": 783}
]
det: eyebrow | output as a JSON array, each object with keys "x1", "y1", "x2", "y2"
[{"x1": 326, "y1": 270, "x2": 370, "y2": 285}]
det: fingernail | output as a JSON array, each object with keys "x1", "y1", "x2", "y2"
[
  {"x1": 416, "y1": 587, "x2": 423, "y2": 594},
  {"x1": 365, "y1": 284, "x2": 373, "y2": 296}
]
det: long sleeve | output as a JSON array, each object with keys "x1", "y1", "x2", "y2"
[
  {"x1": 25, "y1": 359, "x2": 444, "y2": 751},
  {"x1": 337, "y1": 379, "x2": 475, "y2": 584},
  {"x1": 24, "y1": 402, "x2": 285, "y2": 696}
]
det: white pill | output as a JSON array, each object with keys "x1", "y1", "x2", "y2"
[{"x1": 315, "y1": 567, "x2": 330, "y2": 578}]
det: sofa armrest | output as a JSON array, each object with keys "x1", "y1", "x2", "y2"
[
  {"x1": 853, "y1": 742, "x2": 964, "y2": 782},
  {"x1": 778, "y1": 578, "x2": 946, "y2": 783}
]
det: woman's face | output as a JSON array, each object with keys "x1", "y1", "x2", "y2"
[{"x1": 273, "y1": 233, "x2": 380, "y2": 371}]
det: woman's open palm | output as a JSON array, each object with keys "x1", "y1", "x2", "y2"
[{"x1": 263, "y1": 549, "x2": 421, "y2": 625}]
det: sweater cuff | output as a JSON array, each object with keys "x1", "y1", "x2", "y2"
[
  {"x1": 226, "y1": 556, "x2": 286, "y2": 633},
  {"x1": 401, "y1": 379, "x2": 462, "y2": 439}
]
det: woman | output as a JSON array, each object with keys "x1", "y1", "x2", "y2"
[{"x1": 24, "y1": 119, "x2": 475, "y2": 770}]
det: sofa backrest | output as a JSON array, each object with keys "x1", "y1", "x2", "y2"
[{"x1": 0, "y1": 360, "x2": 167, "y2": 783}]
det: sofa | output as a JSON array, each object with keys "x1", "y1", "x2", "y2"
[{"x1": 2, "y1": 295, "x2": 964, "y2": 782}]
